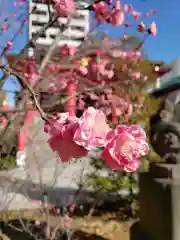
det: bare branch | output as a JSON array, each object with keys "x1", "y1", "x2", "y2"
[
  {"x1": 38, "y1": 20, "x2": 71, "y2": 75},
  {"x1": 18, "y1": 217, "x2": 38, "y2": 240},
  {"x1": 8, "y1": 70, "x2": 47, "y2": 121},
  {"x1": 0, "y1": 107, "x2": 36, "y2": 113}
]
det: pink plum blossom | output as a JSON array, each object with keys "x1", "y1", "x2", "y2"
[
  {"x1": 92, "y1": 1, "x2": 110, "y2": 23},
  {"x1": 44, "y1": 113, "x2": 87, "y2": 162},
  {"x1": 53, "y1": 0, "x2": 75, "y2": 17},
  {"x1": 6, "y1": 41, "x2": 13, "y2": 48},
  {"x1": 110, "y1": 10, "x2": 124, "y2": 26},
  {"x1": 110, "y1": 0, "x2": 125, "y2": 26},
  {"x1": 132, "y1": 11, "x2": 141, "y2": 21},
  {"x1": 60, "y1": 44, "x2": 76, "y2": 56},
  {"x1": 102, "y1": 125, "x2": 149, "y2": 172},
  {"x1": 45, "y1": 107, "x2": 110, "y2": 161},
  {"x1": 74, "y1": 107, "x2": 110, "y2": 150},
  {"x1": 138, "y1": 22, "x2": 145, "y2": 33},
  {"x1": 87, "y1": 57, "x2": 114, "y2": 83},
  {"x1": 148, "y1": 22, "x2": 157, "y2": 36},
  {"x1": 23, "y1": 59, "x2": 39, "y2": 85},
  {"x1": 130, "y1": 72, "x2": 141, "y2": 80}
]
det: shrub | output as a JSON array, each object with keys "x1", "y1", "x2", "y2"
[{"x1": 0, "y1": 155, "x2": 16, "y2": 171}]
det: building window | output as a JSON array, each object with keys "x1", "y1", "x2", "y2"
[
  {"x1": 34, "y1": 9, "x2": 47, "y2": 16},
  {"x1": 32, "y1": 32, "x2": 46, "y2": 39},
  {"x1": 71, "y1": 25, "x2": 85, "y2": 31},
  {"x1": 32, "y1": 21, "x2": 46, "y2": 27}
]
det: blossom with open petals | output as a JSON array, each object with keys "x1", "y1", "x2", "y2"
[
  {"x1": 132, "y1": 11, "x2": 141, "y2": 21},
  {"x1": 53, "y1": 0, "x2": 75, "y2": 17},
  {"x1": 102, "y1": 125, "x2": 148, "y2": 172},
  {"x1": 148, "y1": 22, "x2": 157, "y2": 36},
  {"x1": 45, "y1": 107, "x2": 110, "y2": 160},
  {"x1": 110, "y1": 0, "x2": 124, "y2": 26},
  {"x1": 74, "y1": 107, "x2": 110, "y2": 150},
  {"x1": 138, "y1": 22, "x2": 145, "y2": 33},
  {"x1": 60, "y1": 44, "x2": 76, "y2": 56},
  {"x1": 44, "y1": 114, "x2": 87, "y2": 162},
  {"x1": 93, "y1": 1, "x2": 110, "y2": 22}
]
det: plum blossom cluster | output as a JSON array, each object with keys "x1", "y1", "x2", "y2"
[
  {"x1": 92, "y1": 0, "x2": 157, "y2": 36},
  {"x1": 44, "y1": 107, "x2": 148, "y2": 172},
  {"x1": 35, "y1": 0, "x2": 75, "y2": 17},
  {"x1": 38, "y1": 0, "x2": 157, "y2": 34},
  {"x1": 5, "y1": 0, "x2": 158, "y2": 173},
  {"x1": 77, "y1": 89, "x2": 133, "y2": 121}
]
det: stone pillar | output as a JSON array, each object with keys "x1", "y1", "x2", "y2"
[
  {"x1": 139, "y1": 162, "x2": 180, "y2": 240},
  {"x1": 65, "y1": 82, "x2": 76, "y2": 116},
  {"x1": 17, "y1": 104, "x2": 37, "y2": 169}
]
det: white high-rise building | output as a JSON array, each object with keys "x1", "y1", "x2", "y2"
[{"x1": 28, "y1": 0, "x2": 89, "y2": 49}]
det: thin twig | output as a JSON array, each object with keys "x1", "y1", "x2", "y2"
[
  {"x1": 43, "y1": 193, "x2": 51, "y2": 239},
  {"x1": 18, "y1": 217, "x2": 38, "y2": 240},
  {"x1": 0, "y1": 107, "x2": 36, "y2": 113},
  {"x1": 7, "y1": 69, "x2": 47, "y2": 121},
  {"x1": 38, "y1": 21, "x2": 70, "y2": 75},
  {"x1": 8, "y1": 223, "x2": 23, "y2": 232},
  {"x1": 48, "y1": 0, "x2": 53, "y2": 21},
  {"x1": 50, "y1": 223, "x2": 61, "y2": 240}
]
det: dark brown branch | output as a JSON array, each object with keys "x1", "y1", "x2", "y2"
[
  {"x1": 0, "y1": 107, "x2": 36, "y2": 114},
  {"x1": 3, "y1": 67, "x2": 48, "y2": 122}
]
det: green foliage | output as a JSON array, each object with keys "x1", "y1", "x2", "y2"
[
  {"x1": 87, "y1": 155, "x2": 148, "y2": 194},
  {"x1": 0, "y1": 156, "x2": 16, "y2": 171}
]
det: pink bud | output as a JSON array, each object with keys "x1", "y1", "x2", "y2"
[
  {"x1": 35, "y1": 220, "x2": 41, "y2": 226},
  {"x1": 6, "y1": 41, "x2": 12, "y2": 48},
  {"x1": 96, "y1": 49, "x2": 102, "y2": 55}
]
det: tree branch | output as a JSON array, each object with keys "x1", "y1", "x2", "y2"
[{"x1": 3, "y1": 67, "x2": 48, "y2": 121}]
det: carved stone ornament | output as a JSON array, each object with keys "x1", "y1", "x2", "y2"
[{"x1": 150, "y1": 89, "x2": 180, "y2": 163}]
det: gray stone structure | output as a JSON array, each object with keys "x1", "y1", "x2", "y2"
[{"x1": 140, "y1": 86, "x2": 180, "y2": 240}]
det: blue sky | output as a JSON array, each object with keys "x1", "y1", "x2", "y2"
[
  {"x1": 0, "y1": 0, "x2": 28, "y2": 105},
  {"x1": 1, "y1": 0, "x2": 180, "y2": 104},
  {"x1": 96, "y1": 0, "x2": 180, "y2": 63}
]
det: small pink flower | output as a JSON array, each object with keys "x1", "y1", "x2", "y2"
[
  {"x1": 110, "y1": 0, "x2": 124, "y2": 26},
  {"x1": 87, "y1": 57, "x2": 114, "y2": 83},
  {"x1": 60, "y1": 44, "x2": 76, "y2": 56},
  {"x1": 77, "y1": 66, "x2": 88, "y2": 76},
  {"x1": 6, "y1": 41, "x2": 12, "y2": 48},
  {"x1": 102, "y1": 125, "x2": 148, "y2": 172},
  {"x1": 130, "y1": 72, "x2": 141, "y2": 80},
  {"x1": 148, "y1": 22, "x2": 157, "y2": 36},
  {"x1": 74, "y1": 107, "x2": 110, "y2": 150},
  {"x1": 126, "y1": 51, "x2": 141, "y2": 60},
  {"x1": 132, "y1": 11, "x2": 141, "y2": 20},
  {"x1": 93, "y1": 1, "x2": 110, "y2": 22},
  {"x1": 35, "y1": 220, "x2": 41, "y2": 226},
  {"x1": 48, "y1": 83, "x2": 58, "y2": 93},
  {"x1": 45, "y1": 113, "x2": 87, "y2": 162},
  {"x1": 110, "y1": 10, "x2": 124, "y2": 26},
  {"x1": 22, "y1": 59, "x2": 39, "y2": 85},
  {"x1": 138, "y1": 22, "x2": 145, "y2": 33},
  {"x1": 53, "y1": 0, "x2": 75, "y2": 17},
  {"x1": 124, "y1": 4, "x2": 133, "y2": 12},
  {"x1": 3, "y1": 26, "x2": 8, "y2": 31},
  {"x1": 128, "y1": 4, "x2": 133, "y2": 12}
]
